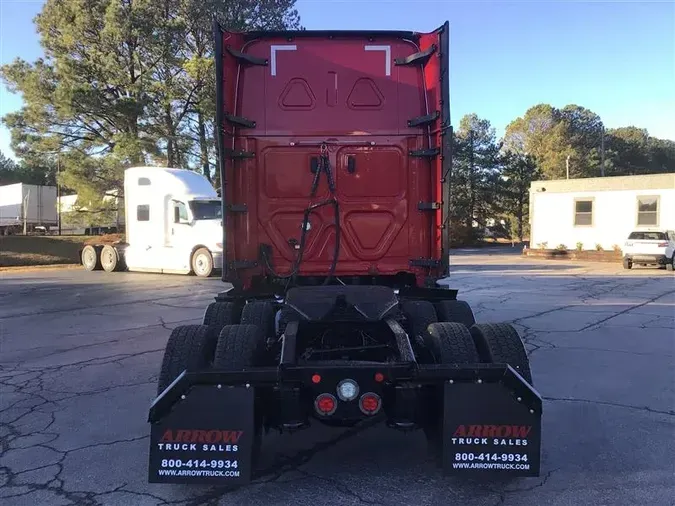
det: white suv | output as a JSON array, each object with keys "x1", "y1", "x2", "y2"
[{"x1": 622, "y1": 229, "x2": 675, "y2": 271}]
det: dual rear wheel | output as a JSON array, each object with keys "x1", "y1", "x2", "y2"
[
  {"x1": 82, "y1": 245, "x2": 120, "y2": 272},
  {"x1": 401, "y1": 299, "x2": 532, "y2": 383}
]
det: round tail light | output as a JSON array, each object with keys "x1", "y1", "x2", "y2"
[
  {"x1": 314, "y1": 393, "x2": 337, "y2": 416},
  {"x1": 359, "y1": 393, "x2": 382, "y2": 416}
]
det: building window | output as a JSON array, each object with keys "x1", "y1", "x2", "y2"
[
  {"x1": 137, "y1": 204, "x2": 150, "y2": 221},
  {"x1": 574, "y1": 198, "x2": 593, "y2": 226},
  {"x1": 636, "y1": 196, "x2": 659, "y2": 226}
]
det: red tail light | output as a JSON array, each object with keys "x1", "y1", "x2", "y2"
[
  {"x1": 359, "y1": 393, "x2": 382, "y2": 416},
  {"x1": 314, "y1": 393, "x2": 337, "y2": 416},
  {"x1": 657, "y1": 242, "x2": 668, "y2": 247}
]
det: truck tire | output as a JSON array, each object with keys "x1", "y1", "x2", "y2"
[
  {"x1": 240, "y1": 301, "x2": 276, "y2": 339},
  {"x1": 434, "y1": 300, "x2": 476, "y2": 327},
  {"x1": 212, "y1": 324, "x2": 267, "y2": 469},
  {"x1": 203, "y1": 302, "x2": 240, "y2": 333},
  {"x1": 213, "y1": 324, "x2": 267, "y2": 370},
  {"x1": 100, "y1": 245, "x2": 118, "y2": 272},
  {"x1": 469, "y1": 323, "x2": 533, "y2": 385},
  {"x1": 424, "y1": 322, "x2": 480, "y2": 364},
  {"x1": 81, "y1": 245, "x2": 101, "y2": 271},
  {"x1": 191, "y1": 247, "x2": 213, "y2": 277},
  {"x1": 623, "y1": 257, "x2": 632, "y2": 270},
  {"x1": 422, "y1": 322, "x2": 480, "y2": 461},
  {"x1": 157, "y1": 325, "x2": 218, "y2": 395}
]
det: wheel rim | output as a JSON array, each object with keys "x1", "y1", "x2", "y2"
[
  {"x1": 194, "y1": 253, "x2": 210, "y2": 276},
  {"x1": 83, "y1": 248, "x2": 96, "y2": 268},
  {"x1": 102, "y1": 248, "x2": 115, "y2": 269}
]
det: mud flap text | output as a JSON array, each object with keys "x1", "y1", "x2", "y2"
[
  {"x1": 442, "y1": 380, "x2": 541, "y2": 476},
  {"x1": 148, "y1": 385, "x2": 255, "y2": 484}
]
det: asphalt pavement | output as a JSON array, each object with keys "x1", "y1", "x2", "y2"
[{"x1": 1, "y1": 254, "x2": 674, "y2": 505}]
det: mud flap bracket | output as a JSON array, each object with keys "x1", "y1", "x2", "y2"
[
  {"x1": 148, "y1": 383, "x2": 256, "y2": 485},
  {"x1": 441, "y1": 372, "x2": 542, "y2": 477}
]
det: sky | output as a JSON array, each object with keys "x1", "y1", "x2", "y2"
[{"x1": 0, "y1": 0, "x2": 674, "y2": 161}]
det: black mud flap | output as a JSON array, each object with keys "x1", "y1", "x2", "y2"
[
  {"x1": 442, "y1": 367, "x2": 542, "y2": 477},
  {"x1": 148, "y1": 383, "x2": 255, "y2": 485}
]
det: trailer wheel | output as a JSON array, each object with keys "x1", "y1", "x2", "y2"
[
  {"x1": 100, "y1": 245, "x2": 118, "y2": 272},
  {"x1": 203, "y1": 302, "x2": 240, "y2": 333},
  {"x1": 157, "y1": 325, "x2": 218, "y2": 395},
  {"x1": 240, "y1": 301, "x2": 276, "y2": 339},
  {"x1": 434, "y1": 300, "x2": 476, "y2": 327},
  {"x1": 81, "y1": 245, "x2": 101, "y2": 271},
  {"x1": 191, "y1": 247, "x2": 213, "y2": 277},
  {"x1": 469, "y1": 323, "x2": 533, "y2": 385},
  {"x1": 424, "y1": 322, "x2": 480, "y2": 364}
]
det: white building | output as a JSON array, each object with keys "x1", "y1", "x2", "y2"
[{"x1": 529, "y1": 173, "x2": 675, "y2": 250}]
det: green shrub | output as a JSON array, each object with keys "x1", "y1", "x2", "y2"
[{"x1": 576, "y1": 242, "x2": 583, "y2": 251}]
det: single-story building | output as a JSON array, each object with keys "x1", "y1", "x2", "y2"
[{"x1": 529, "y1": 172, "x2": 675, "y2": 251}]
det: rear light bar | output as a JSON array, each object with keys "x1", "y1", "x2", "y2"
[{"x1": 658, "y1": 242, "x2": 668, "y2": 247}]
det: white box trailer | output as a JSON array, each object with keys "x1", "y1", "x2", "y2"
[
  {"x1": 0, "y1": 183, "x2": 58, "y2": 234},
  {"x1": 58, "y1": 192, "x2": 124, "y2": 235},
  {"x1": 80, "y1": 167, "x2": 223, "y2": 277}
]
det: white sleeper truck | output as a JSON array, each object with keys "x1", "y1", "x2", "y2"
[{"x1": 80, "y1": 167, "x2": 223, "y2": 277}]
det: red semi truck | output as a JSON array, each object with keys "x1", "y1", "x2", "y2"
[{"x1": 147, "y1": 21, "x2": 542, "y2": 485}]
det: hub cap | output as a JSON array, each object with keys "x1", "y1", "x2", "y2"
[
  {"x1": 83, "y1": 248, "x2": 96, "y2": 268},
  {"x1": 194, "y1": 253, "x2": 210, "y2": 276}
]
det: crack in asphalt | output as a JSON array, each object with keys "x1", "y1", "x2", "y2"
[
  {"x1": 0, "y1": 291, "x2": 214, "y2": 321},
  {"x1": 543, "y1": 396, "x2": 675, "y2": 417},
  {"x1": 293, "y1": 468, "x2": 386, "y2": 505},
  {"x1": 579, "y1": 288, "x2": 675, "y2": 331},
  {"x1": 4, "y1": 316, "x2": 203, "y2": 350},
  {"x1": 9, "y1": 348, "x2": 164, "y2": 373},
  {"x1": 493, "y1": 468, "x2": 560, "y2": 504}
]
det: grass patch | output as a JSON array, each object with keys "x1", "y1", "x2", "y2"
[{"x1": 0, "y1": 235, "x2": 96, "y2": 267}]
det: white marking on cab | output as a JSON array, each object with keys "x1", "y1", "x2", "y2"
[
  {"x1": 271, "y1": 45, "x2": 297, "y2": 76},
  {"x1": 365, "y1": 45, "x2": 391, "y2": 76}
]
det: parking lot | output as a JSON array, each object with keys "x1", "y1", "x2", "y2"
[{"x1": 1, "y1": 251, "x2": 674, "y2": 506}]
